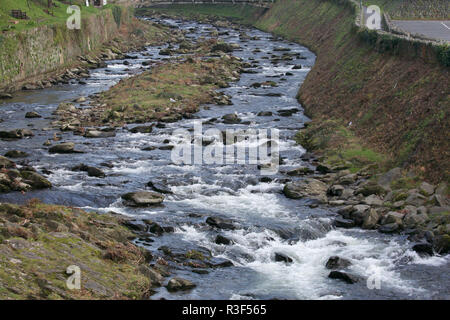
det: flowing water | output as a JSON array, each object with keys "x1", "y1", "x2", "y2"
[{"x1": 0, "y1": 18, "x2": 449, "y2": 300}]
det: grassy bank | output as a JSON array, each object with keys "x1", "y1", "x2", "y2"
[
  {"x1": 145, "y1": 1, "x2": 449, "y2": 183},
  {"x1": 0, "y1": 201, "x2": 155, "y2": 299},
  {"x1": 0, "y1": 0, "x2": 103, "y2": 32}
]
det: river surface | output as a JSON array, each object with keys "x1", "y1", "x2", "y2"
[{"x1": 0, "y1": 18, "x2": 449, "y2": 300}]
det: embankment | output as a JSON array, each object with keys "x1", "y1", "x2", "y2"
[
  {"x1": 142, "y1": 0, "x2": 449, "y2": 183},
  {"x1": 0, "y1": 5, "x2": 135, "y2": 92}
]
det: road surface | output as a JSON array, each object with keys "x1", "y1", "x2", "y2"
[
  {"x1": 391, "y1": 20, "x2": 450, "y2": 42},
  {"x1": 361, "y1": 5, "x2": 450, "y2": 42}
]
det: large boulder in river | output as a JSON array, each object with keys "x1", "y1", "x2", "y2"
[
  {"x1": 283, "y1": 178, "x2": 328, "y2": 203},
  {"x1": 122, "y1": 191, "x2": 164, "y2": 207}
]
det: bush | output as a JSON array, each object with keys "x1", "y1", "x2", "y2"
[
  {"x1": 436, "y1": 44, "x2": 450, "y2": 67},
  {"x1": 112, "y1": 6, "x2": 122, "y2": 27}
]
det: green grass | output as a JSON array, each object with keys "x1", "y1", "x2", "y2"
[
  {"x1": 295, "y1": 119, "x2": 388, "y2": 173},
  {"x1": 0, "y1": 0, "x2": 103, "y2": 32}
]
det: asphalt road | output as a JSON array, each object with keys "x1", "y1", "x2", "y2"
[
  {"x1": 360, "y1": 5, "x2": 450, "y2": 42},
  {"x1": 391, "y1": 20, "x2": 450, "y2": 42}
]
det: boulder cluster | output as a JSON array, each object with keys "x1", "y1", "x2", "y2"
[{"x1": 284, "y1": 163, "x2": 449, "y2": 255}]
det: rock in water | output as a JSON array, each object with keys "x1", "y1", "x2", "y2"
[
  {"x1": 206, "y1": 216, "x2": 235, "y2": 230},
  {"x1": 48, "y1": 142, "x2": 76, "y2": 153},
  {"x1": 215, "y1": 235, "x2": 233, "y2": 245},
  {"x1": 378, "y1": 223, "x2": 399, "y2": 234},
  {"x1": 211, "y1": 42, "x2": 234, "y2": 53},
  {"x1": 147, "y1": 181, "x2": 172, "y2": 194},
  {"x1": 222, "y1": 113, "x2": 241, "y2": 124},
  {"x1": 128, "y1": 125, "x2": 153, "y2": 134},
  {"x1": 4, "y1": 150, "x2": 29, "y2": 158},
  {"x1": 333, "y1": 217, "x2": 355, "y2": 229},
  {"x1": 283, "y1": 178, "x2": 328, "y2": 203},
  {"x1": 412, "y1": 243, "x2": 433, "y2": 256},
  {"x1": 122, "y1": 191, "x2": 164, "y2": 207},
  {"x1": 25, "y1": 111, "x2": 42, "y2": 118},
  {"x1": 0, "y1": 130, "x2": 23, "y2": 139},
  {"x1": 0, "y1": 93, "x2": 13, "y2": 99},
  {"x1": 72, "y1": 164, "x2": 105, "y2": 178},
  {"x1": 328, "y1": 271, "x2": 359, "y2": 284},
  {"x1": 433, "y1": 235, "x2": 450, "y2": 254},
  {"x1": 20, "y1": 171, "x2": 52, "y2": 189},
  {"x1": 84, "y1": 130, "x2": 116, "y2": 138},
  {"x1": 287, "y1": 166, "x2": 313, "y2": 176},
  {"x1": 166, "y1": 278, "x2": 196, "y2": 292},
  {"x1": 325, "y1": 256, "x2": 352, "y2": 269},
  {"x1": 274, "y1": 253, "x2": 293, "y2": 263},
  {"x1": 0, "y1": 156, "x2": 15, "y2": 169}
]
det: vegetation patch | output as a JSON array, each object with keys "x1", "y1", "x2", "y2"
[
  {"x1": 0, "y1": 200, "x2": 155, "y2": 299},
  {"x1": 295, "y1": 118, "x2": 387, "y2": 173}
]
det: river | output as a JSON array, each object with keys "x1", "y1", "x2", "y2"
[{"x1": 0, "y1": 17, "x2": 448, "y2": 300}]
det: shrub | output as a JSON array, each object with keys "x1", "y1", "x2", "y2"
[
  {"x1": 436, "y1": 44, "x2": 450, "y2": 67},
  {"x1": 112, "y1": 6, "x2": 122, "y2": 27}
]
